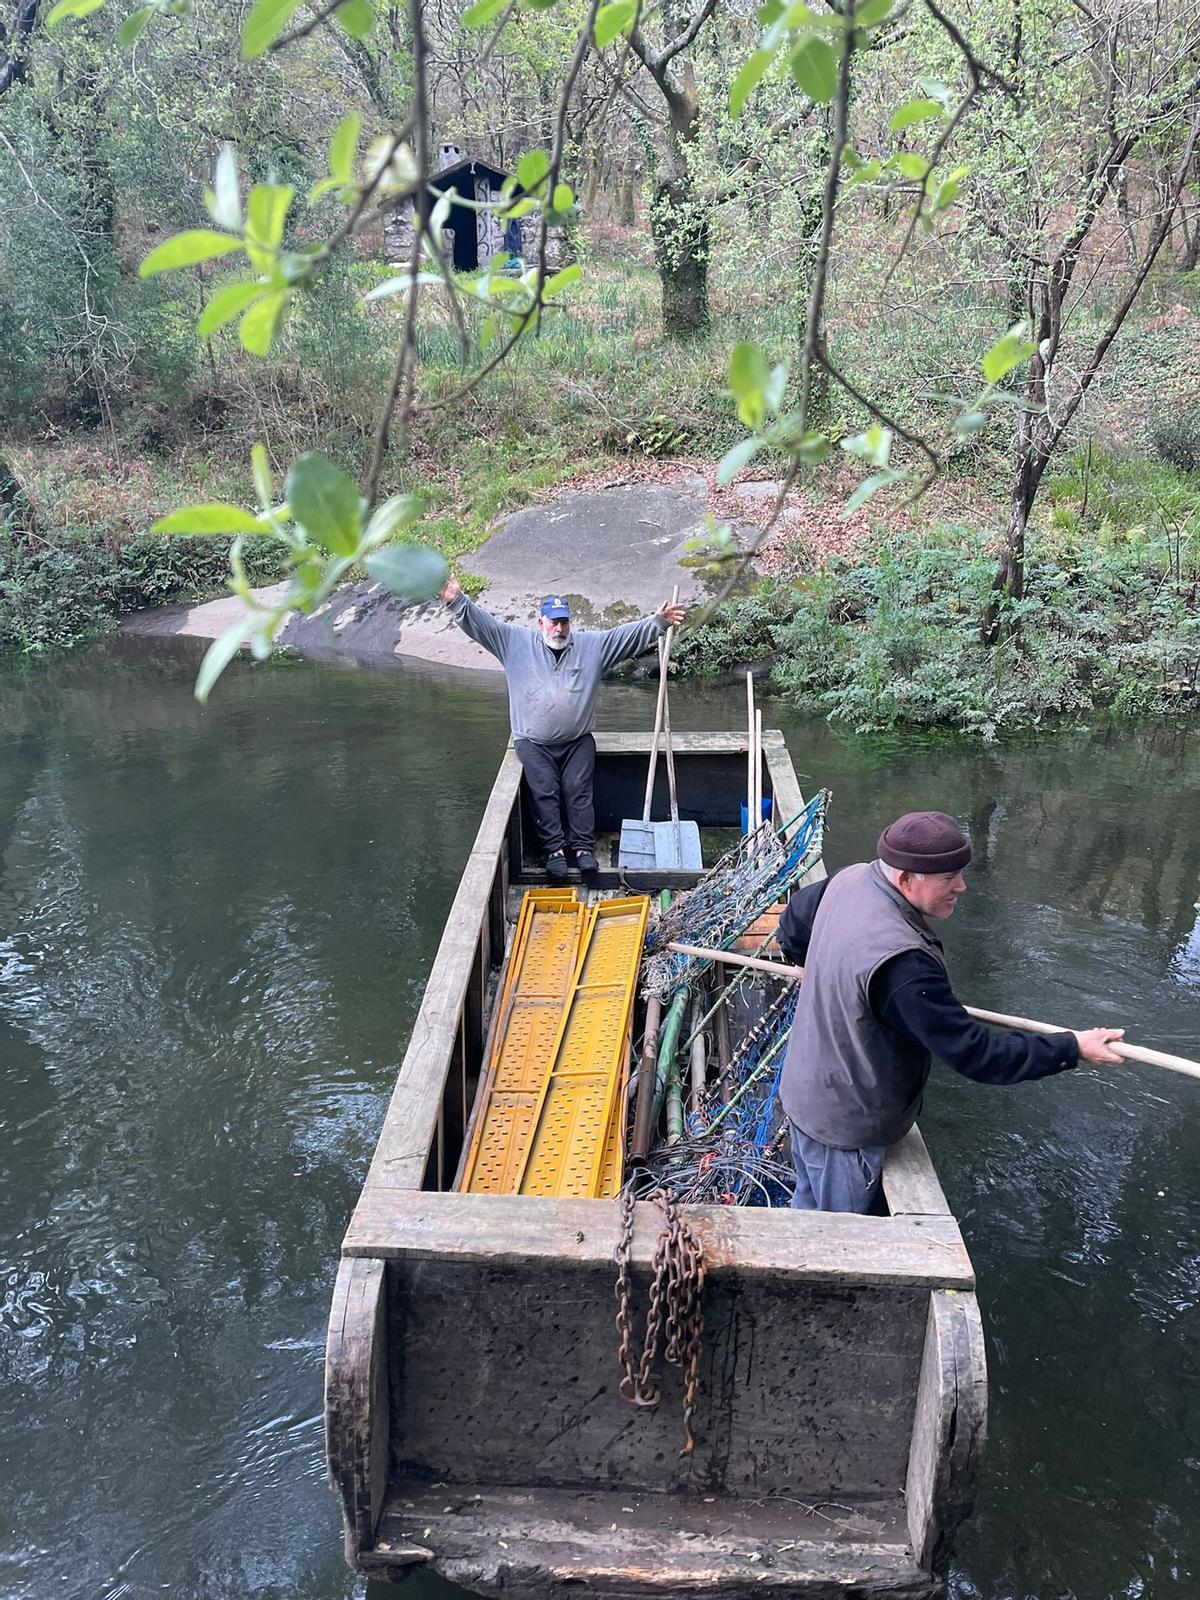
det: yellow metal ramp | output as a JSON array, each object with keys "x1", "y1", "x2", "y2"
[
  {"x1": 518, "y1": 896, "x2": 650, "y2": 1199},
  {"x1": 459, "y1": 889, "x2": 587, "y2": 1195}
]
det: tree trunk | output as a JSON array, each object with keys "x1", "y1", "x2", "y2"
[
  {"x1": 982, "y1": 337, "x2": 1050, "y2": 645},
  {"x1": 618, "y1": 158, "x2": 638, "y2": 227},
  {"x1": 650, "y1": 175, "x2": 710, "y2": 337}
]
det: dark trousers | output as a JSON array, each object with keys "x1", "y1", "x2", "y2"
[{"x1": 515, "y1": 733, "x2": 595, "y2": 856}]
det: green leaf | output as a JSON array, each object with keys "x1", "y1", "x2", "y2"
[
  {"x1": 794, "y1": 430, "x2": 829, "y2": 465},
  {"x1": 195, "y1": 619, "x2": 251, "y2": 704},
  {"x1": 788, "y1": 34, "x2": 838, "y2": 103},
  {"x1": 335, "y1": 0, "x2": 373, "y2": 34},
  {"x1": 241, "y1": 0, "x2": 303, "y2": 57},
  {"x1": 764, "y1": 361, "x2": 788, "y2": 413},
  {"x1": 139, "y1": 230, "x2": 242, "y2": 277},
  {"x1": 284, "y1": 453, "x2": 362, "y2": 556},
  {"x1": 931, "y1": 164, "x2": 969, "y2": 213},
  {"x1": 462, "y1": 0, "x2": 506, "y2": 22},
  {"x1": 516, "y1": 149, "x2": 549, "y2": 192},
  {"x1": 551, "y1": 182, "x2": 574, "y2": 211},
  {"x1": 729, "y1": 341, "x2": 768, "y2": 397},
  {"x1": 252, "y1": 444, "x2": 274, "y2": 509},
  {"x1": 955, "y1": 411, "x2": 988, "y2": 435},
  {"x1": 854, "y1": 0, "x2": 893, "y2": 26},
  {"x1": 840, "y1": 422, "x2": 892, "y2": 466},
  {"x1": 118, "y1": 6, "x2": 154, "y2": 44},
  {"x1": 329, "y1": 112, "x2": 360, "y2": 180},
  {"x1": 844, "y1": 467, "x2": 902, "y2": 512},
  {"x1": 730, "y1": 50, "x2": 774, "y2": 117},
  {"x1": 982, "y1": 322, "x2": 1036, "y2": 385},
  {"x1": 46, "y1": 0, "x2": 104, "y2": 24},
  {"x1": 716, "y1": 438, "x2": 764, "y2": 485},
  {"x1": 843, "y1": 155, "x2": 882, "y2": 189},
  {"x1": 844, "y1": 470, "x2": 900, "y2": 515},
  {"x1": 916, "y1": 77, "x2": 957, "y2": 111},
  {"x1": 889, "y1": 98, "x2": 943, "y2": 131},
  {"x1": 365, "y1": 545, "x2": 448, "y2": 600},
  {"x1": 429, "y1": 189, "x2": 453, "y2": 247},
  {"x1": 892, "y1": 151, "x2": 929, "y2": 182},
  {"x1": 246, "y1": 183, "x2": 294, "y2": 250},
  {"x1": 362, "y1": 271, "x2": 443, "y2": 302},
  {"x1": 543, "y1": 263, "x2": 582, "y2": 296},
  {"x1": 594, "y1": 0, "x2": 635, "y2": 47},
  {"x1": 238, "y1": 289, "x2": 291, "y2": 355},
  {"x1": 198, "y1": 278, "x2": 264, "y2": 337},
  {"x1": 365, "y1": 494, "x2": 424, "y2": 546},
  {"x1": 152, "y1": 503, "x2": 266, "y2": 535}
]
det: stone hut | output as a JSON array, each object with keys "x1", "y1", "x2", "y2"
[{"x1": 382, "y1": 141, "x2": 569, "y2": 272}]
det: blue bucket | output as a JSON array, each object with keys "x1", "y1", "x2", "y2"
[{"x1": 741, "y1": 797, "x2": 774, "y2": 833}]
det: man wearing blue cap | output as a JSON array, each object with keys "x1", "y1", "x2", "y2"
[{"x1": 441, "y1": 579, "x2": 686, "y2": 879}]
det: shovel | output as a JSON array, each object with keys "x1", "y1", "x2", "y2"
[{"x1": 618, "y1": 589, "x2": 702, "y2": 872}]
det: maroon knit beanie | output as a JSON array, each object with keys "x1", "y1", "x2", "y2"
[{"x1": 877, "y1": 811, "x2": 971, "y2": 874}]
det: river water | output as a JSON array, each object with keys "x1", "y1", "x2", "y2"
[{"x1": 2, "y1": 635, "x2": 1197, "y2": 1600}]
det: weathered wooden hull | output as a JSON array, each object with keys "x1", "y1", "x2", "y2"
[{"x1": 326, "y1": 732, "x2": 987, "y2": 1596}]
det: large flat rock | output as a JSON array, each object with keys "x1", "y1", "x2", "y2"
[{"x1": 121, "y1": 478, "x2": 751, "y2": 670}]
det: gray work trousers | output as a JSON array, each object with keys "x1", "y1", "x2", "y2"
[{"x1": 788, "y1": 1119, "x2": 886, "y2": 1214}]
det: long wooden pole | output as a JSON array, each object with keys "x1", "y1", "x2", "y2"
[
  {"x1": 745, "y1": 672, "x2": 755, "y2": 836},
  {"x1": 754, "y1": 708, "x2": 764, "y2": 833},
  {"x1": 660, "y1": 587, "x2": 681, "y2": 823},
  {"x1": 642, "y1": 586, "x2": 679, "y2": 822},
  {"x1": 665, "y1": 941, "x2": 1200, "y2": 1082}
]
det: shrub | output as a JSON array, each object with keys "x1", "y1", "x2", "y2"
[
  {"x1": 1150, "y1": 405, "x2": 1200, "y2": 475},
  {"x1": 677, "y1": 526, "x2": 1200, "y2": 737},
  {"x1": 0, "y1": 526, "x2": 285, "y2": 657}
]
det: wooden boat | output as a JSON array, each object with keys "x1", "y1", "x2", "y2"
[{"x1": 325, "y1": 730, "x2": 986, "y2": 1598}]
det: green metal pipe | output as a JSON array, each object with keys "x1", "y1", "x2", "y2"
[{"x1": 650, "y1": 984, "x2": 689, "y2": 1136}]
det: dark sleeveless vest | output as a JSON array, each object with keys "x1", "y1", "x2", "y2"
[{"x1": 780, "y1": 861, "x2": 948, "y2": 1148}]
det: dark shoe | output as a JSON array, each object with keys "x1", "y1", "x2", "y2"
[
  {"x1": 575, "y1": 850, "x2": 599, "y2": 874},
  {"x1": 546, "y1": 851, "x2": 569, "y2": 883}
]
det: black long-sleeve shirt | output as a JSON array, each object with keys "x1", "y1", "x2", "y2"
[{"x1": 778, "y1": 875, "x2": 1079, "y2": 1085}]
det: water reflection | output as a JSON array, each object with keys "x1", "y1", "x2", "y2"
[{"x1": 1, "y1": 639, "x2": 1197, "y2": 1600}]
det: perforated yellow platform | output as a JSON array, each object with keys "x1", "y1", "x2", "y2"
[
  {"x1": 458, "y1": 889, "x2": 587, "y2": 1196},
  {"x1": 517, "y1": 896, "x2": 650, "y2": 1200}
]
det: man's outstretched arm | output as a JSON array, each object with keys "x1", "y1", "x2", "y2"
[
  {"x1": 441, "y1": 577, "x2": 513, "y2": 662},
  {"x1": 598, "y1": 598, "x2": 687, "y2": 668}
]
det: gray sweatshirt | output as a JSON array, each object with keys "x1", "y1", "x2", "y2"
[{"x1": 448, "y1": 593, "x2": 667, "y2": 743}]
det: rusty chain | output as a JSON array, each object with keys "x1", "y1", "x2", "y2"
[{"x1": 614, "y1": 1184, "x2": 707, "y2": 1455}]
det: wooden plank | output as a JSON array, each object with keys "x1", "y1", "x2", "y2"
[
  {"x1": 343, "y1": 1190, "x2": 974, "y2": 1288},
  {"x1": 325, "y1": 1257, "x2": 391, "y2": 1560},
  {"x1": 594, "y1": 731, "x2": 759, "y2": 754},
  {"x1": 391, "y1": 1259, "x2": 928, "y2": 1499},
  {"x1": 904, "y1": 1290, "x2": 988, "y2": 1572},
  {"x1": 361, "y1": 749, "x2": 523, "y2": 1195},
  {"x1": 366, "y1": 1482, "x2": 935, "y2": 1597},
  {"x1": 883, "y1": 1127, "x2": 952, "y2": 1217}
]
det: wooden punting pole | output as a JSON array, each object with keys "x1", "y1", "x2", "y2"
[{"x1": 666, "y1": 942, "x2": 1200, "y2": 1082}]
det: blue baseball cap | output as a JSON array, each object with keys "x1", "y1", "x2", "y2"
[{"x1": 539, "y1": 595, "x2": 571, "y2": 619}]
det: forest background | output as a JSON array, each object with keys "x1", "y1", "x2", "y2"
[{"x1": 1, "y1": 0, "x2": 1199, "y2": 736}]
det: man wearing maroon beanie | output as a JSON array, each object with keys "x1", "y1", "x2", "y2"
[{"x1": 776, "y1": 810, "x2": 1124, "y2": 1213}]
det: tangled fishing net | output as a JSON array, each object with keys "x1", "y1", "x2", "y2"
[{"x1": 641, "y1": 787, "x2": 830, "y2": 1002}]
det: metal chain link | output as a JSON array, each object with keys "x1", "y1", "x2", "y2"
[{"x1": 613, "y1": 1184, "x2": 707, "y2": 1455}]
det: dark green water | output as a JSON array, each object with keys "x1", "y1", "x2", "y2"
[{"x1": 2, "y1": 636, "x2": 1197, "y2": 1600}]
